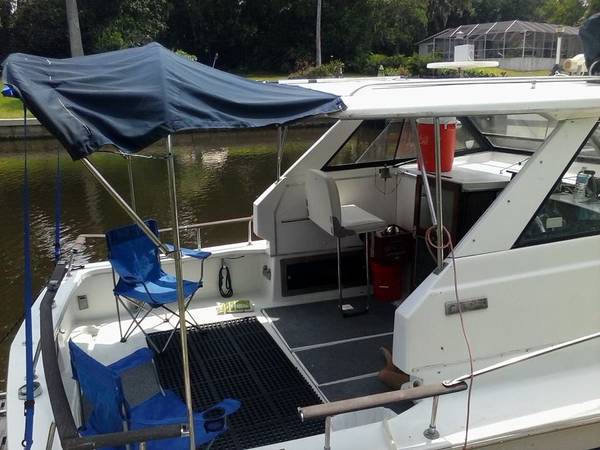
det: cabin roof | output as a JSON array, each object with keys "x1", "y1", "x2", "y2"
[{"x1": 284, "y1": 77, "x2": 600, "y2": 118}]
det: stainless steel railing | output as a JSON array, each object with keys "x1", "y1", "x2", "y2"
[
  {"x1": 66, "y1": 215, "x2": 253, "y2": 276},
  {"x1": 299, "y1": 328, "x2": 600, "y2": 446},
  {"x1": 348, "y1": 75, "x2": 600, "y2": 96}
]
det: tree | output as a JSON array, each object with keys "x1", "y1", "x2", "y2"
[
  {"x1": 427, "y1": 0, "x2": 472, "y2": 33},
  {"x1": 9, "y1": 0, "x2": 70, "y2": 57},
  {"x1": 0, "y1": 0, "x2": 12, "y2": 58},
  {"x1": 585, "y1": 0, "x2": 600, "y2": 17},
  {"x1": 316, "y1": 0, "x2": 322, "y2": 66},
  {"x1": 467, "y1": 0, "x2": 541, "y2": 24},
  {"x1": 537, "y1": 0, "x2": 585, "y2": 25},
  {"x1": 370, "y1": 0, "x2": 428, "y2": 54},
  {"x1": 93, "y1": 0, "x2": 167, "y2": 51},
  {"x1": 65, "y1": 0, "x2": 84, "y2": 56}
]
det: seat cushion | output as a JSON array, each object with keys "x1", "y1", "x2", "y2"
[
  {"x1": 341, "y1": 204, "x2": 386, "y2": 233},
  {"x1": 115, "y1": 273, "x2": 200, "y2": 305}
]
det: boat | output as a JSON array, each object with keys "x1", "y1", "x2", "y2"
[{"x1": 4, "y1": 15, "x2": 600, "y2": 450}]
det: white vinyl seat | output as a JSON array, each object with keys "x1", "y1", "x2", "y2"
[
  {"x1": 305, "y1": 169, "x2": 386, "y2": 316},
  {"x1": 341, "y1": 205, "x2": 385, "y2": 234}
]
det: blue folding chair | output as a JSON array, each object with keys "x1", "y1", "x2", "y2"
[
  {"x1": 106, "y1": 219, "x2": 210, "y2": 353},
  {"x1": 69, "y1": 340, "x2": 240, "y2": 450}
]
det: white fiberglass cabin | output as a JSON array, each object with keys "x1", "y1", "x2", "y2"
[{"x1": 7, "y1": 75, "x2": 600, "y2": 449}]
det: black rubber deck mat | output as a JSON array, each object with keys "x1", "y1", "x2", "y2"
[
  {"x1": 149, "y1": 317, "x2": 324, "y2": 449},
  {"x1": 263, "y1": 298, "x2": 397, "y2": 349}
]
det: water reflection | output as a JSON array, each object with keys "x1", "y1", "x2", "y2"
[{"x1": 0, "y1": 125, "x2": 329, "y2": 385}]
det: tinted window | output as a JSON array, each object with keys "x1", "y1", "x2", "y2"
[
  {"x1": 515, "y1": 126, "x2": 600, "y2": 247},
  {"x1": 472, "y1": 114, "x2": 557, "y2": 151},
  {"x1": 325, "y1": 118, "x2": 480, "y2": 170}
]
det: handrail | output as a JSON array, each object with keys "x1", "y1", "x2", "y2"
[
  {"x1": 70, "y1": 216, "x2": 254, "y2": 263},
  {"x1": 445, "y1": 328, "x2": 600, "y2": 387},
  {"x1": 348, "y1": 75, "x2": 600, "y2": 96},
  {"x1": 158, "y1": 215, "x2": 252, "y2": 233},
  {"x1": 298, "y1": 381, "x2": 468, "y2": 420},
  {"x1": 299, "y1": 328, "x2": 600, "y2": 445}
]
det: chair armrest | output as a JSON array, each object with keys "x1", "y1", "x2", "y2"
[
  {"x1": 131, "y1": 398, "x2": 240, "y2": 428},
  {"x1": 109, "y1": 347, "x2": 155, "y2": 375},
  {"x1": 165, "y1": 244, "x2": 211, "y2": 260}
]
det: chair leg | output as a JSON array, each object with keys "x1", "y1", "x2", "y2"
[
  {"x1": 115, "y1": 294, "x2": 124, "y2": 342},
  {"x1": 111, "y1": 269, "x2": 125, "y2": 342},
  {"x1": 161, "y1": 304, "x2": 200, "y2": 330},
  {"x1": 184, "y1": 296, "x2": 200, "y2": 328},
  {"x1": 159, "y1": 327, "x2": 178, "y2": 353},
  {"x1": 119, "y1": 297, "x2": 153, "y2": 342}
]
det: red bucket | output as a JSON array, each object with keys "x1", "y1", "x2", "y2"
[{"x1": 417, "y1": 118, "x2": 457, "y2": 172}]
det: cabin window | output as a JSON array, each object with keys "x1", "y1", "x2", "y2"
[
  {"x1": 472, "y1": 114, "x2": 557, "y2": 152},
  {"x1": 515, "y1": 126, "x2": 600, "y2": 247},
  {"x1": 324, "y1": 118, "x2": 480, "y2": 170}
]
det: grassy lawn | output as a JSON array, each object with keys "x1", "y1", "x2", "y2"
[
  {"x1": 0, "y1": 96, "x2": 34, "y2": 119},
  {"x1": 244, "y1": 73, "x2": 287, "y2": 81},
  {"x1": 476, "y1": 67, "x2": 550, "y2": 77}
]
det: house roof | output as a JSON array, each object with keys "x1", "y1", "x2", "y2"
[{"x1": 417, "y1": 20, "x2": 580, "y2": 45}]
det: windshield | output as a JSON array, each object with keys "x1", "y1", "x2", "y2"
[
  {"x1": 471, "y1": 113, "x2": 557, "y2": 152},
  {"x1": 325, "y1": 118, "x2": 480, "y2": 170},
  {"x1": 580, "y1": 127, "x2": 600, "y2": 161}
]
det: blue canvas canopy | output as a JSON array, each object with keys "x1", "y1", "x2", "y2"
[{"x1": 2, "y1": 43, "x2": 345, "y2": 160}]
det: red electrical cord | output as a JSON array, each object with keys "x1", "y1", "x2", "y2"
[{"x1": 425, "y1": 225, "x2": 474, "y2": 450}]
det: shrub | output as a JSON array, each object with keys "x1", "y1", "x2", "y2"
[
  {"x1": 349, "y1": 53, "x2": 441, "y2": 77},
  {"x1": 350, "y1": 53, "x2": 407, "y2": 75},
  {"x1": 175, "y1": 49, "x2": 198, "y2": 62},
  {"x1": 382, "y1": 66, "x2": 410, "y2": 76},
  {"x1": 288, "y1": 59, "x2": 345, "y2": 79}
]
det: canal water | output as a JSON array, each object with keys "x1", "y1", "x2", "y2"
[{"x1": 0, "y1": 124, "x2": 329, "y2": 387}]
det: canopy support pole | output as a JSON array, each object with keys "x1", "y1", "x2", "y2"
[
  {"x1": 127, "y1": 155, "x2": 137, "y2": 211},
  {"x1": 165, "y1": 135, "x2": 195, "y2": 450},
  {"x1": 411, "y1": 119, "x2": 437, "y2": 227},
  {"x1": 433, "y1": 117, "x2": 444, "y2": 273},
  {"x1": 276, "y1": 126, "x2": 288, "y2": 181},
  {"x1": 80, "y1": 158, "x2": 169, "y2": 254}
]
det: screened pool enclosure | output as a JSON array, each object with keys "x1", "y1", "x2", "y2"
[{"x1": 418, "y1": 20, "x2": 582, "y2": 71}]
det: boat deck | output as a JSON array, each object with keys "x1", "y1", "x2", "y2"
[
  {"x1": 263, "y1": 298, "x2": 412, "y2": 412},
  {"x1": 69, "y1": 297, "x2": 407, "y2": 449},
  {"x1": 150, "y1": 317, "x2": 324, "y2": 450}
]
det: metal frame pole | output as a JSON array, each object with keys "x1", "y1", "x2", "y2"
[
  {"x1": 324, "y1": 416, "x2": 332, "y2": 450},
  {"x1": 127, "y1": 155, "x2": 137, "y2": 212},
  {"x1": 80, "y1": 158, "x2": 169, "y2": 254},
  {"x1": 411, "y1": 119, "x2": 437, "y2": 227},
  {"x1": 423, "y1": 395, "x2": 440, "y2": 439},
  {"x1": 555, "y1": 33, "x2": 563, "y2": 65},
  {"x1": 276, "y1": 126, "x2": 288, "y2": 182},
  {"x1": 336, "y1": 237, "x2": 343, "y2": 307},
  {"x1": 165, "y1": 135, "x2": 195, "y2": 450},
  {"x1": 433, "y1": 118, "x2": 444, "y2": 273}
]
